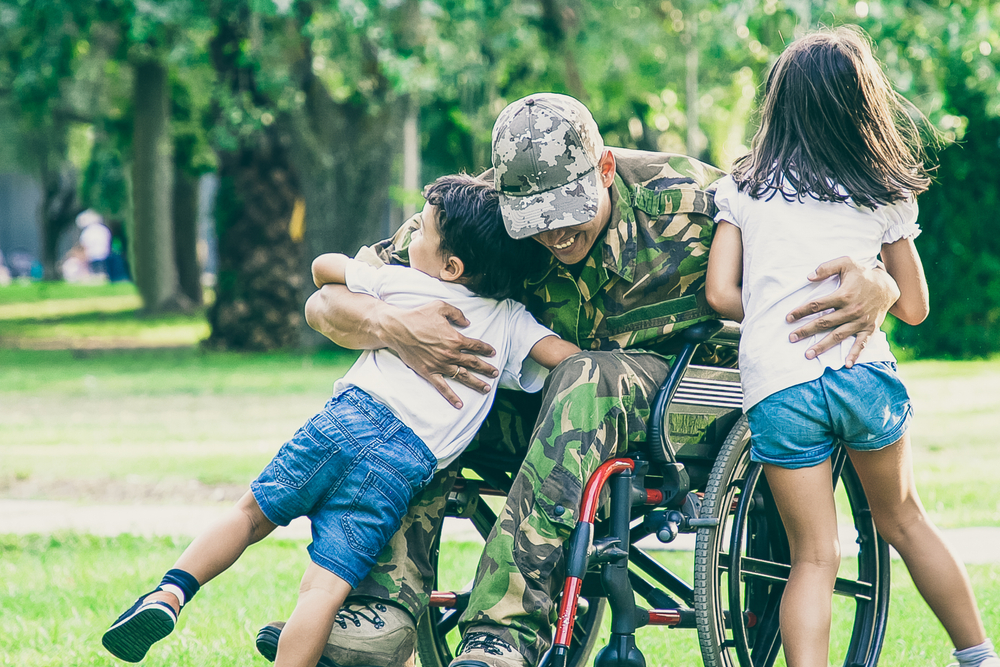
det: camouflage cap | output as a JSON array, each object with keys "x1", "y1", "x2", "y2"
[{"x1": 492, "y1": 93, "x2": 605, "y2": 240}]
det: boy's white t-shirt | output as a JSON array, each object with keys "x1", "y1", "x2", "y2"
[
  {"x1": 713, "y1": 175, "x2": 921, "y2": 410},
  {"x1": 332, "y1": 263, "x2": 557, "y2": 469}
]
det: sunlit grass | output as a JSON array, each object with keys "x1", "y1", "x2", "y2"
[
  {"x1": 0, "y1": 533, "x2": 304, "y2": 667},
  {"x1": 0, "y1": 348, "x2": 358, "y2": 489},
  {"x1": 0, "y1": 281, "x2": 139, "y2": 305},
  {"x1": 3, "y1": 533, "x2": 996, "y2": 667},
  {"x1": 1, "y1": 286, "x2": 999, "y2": 666},
  {"x1": 0, "y1": 282, "x2": 212, "y2": 348},
  {"x1": 898, "y1": 359, "x2": 1000, "y2": 527}
]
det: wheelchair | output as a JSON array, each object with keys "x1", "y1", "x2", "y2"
[{"x1": 417, "y1": 321, "x2": 891, "y2": 667}]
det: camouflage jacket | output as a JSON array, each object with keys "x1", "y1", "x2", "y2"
[{"x1": 362, "y1": 147, "x2": 726, "y2": 355}]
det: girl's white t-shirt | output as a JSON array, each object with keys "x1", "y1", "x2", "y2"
[
  {"x1": 333, "y1": 263, "x2": 556, "y2": 469},
  {"x1": 713, "y1": 175, "x2": 921, "y2": 410}
]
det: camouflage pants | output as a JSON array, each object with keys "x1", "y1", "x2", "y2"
[{"x1": 353, "y1": 350, "x2": 672, "y2": 665}]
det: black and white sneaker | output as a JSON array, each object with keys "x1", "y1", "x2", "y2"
[
  {"x1": 256, "y1": 598, "x2": 416, "y2": 667},
  {"x1": 102, "y1": 595, "x2": 177, "y2": 663}
]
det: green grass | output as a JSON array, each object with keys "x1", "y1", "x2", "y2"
[
  {"x1": 0, "y1": 282, "x2": 209, "y2": 348},
  {"x1": 898, "y1": 360, "x2": 1000, "y2": 527},
  {"x1": 0, "y1": 348, "x2": 358, "y2": 489},
  {"x1": 2, "y1": 346, "x2": 995, "y2": 526},
  {"x1": 2, "y1": 283, "x2": 999, "y2": 665},
  {"x1": 5, "y1": 535, "x2": 994, "y2": 667},
  {"x1": 0, "y1": 533, "x2": 304, "y2": 667},
  {"x1": 0, "y1": 281, "x2": 140, "y2": 305}
]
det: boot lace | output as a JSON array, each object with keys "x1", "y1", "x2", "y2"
[
  {"x1": 458, "y1": 632, "x2": 515, "y2": 657},
  {"x1": 334, "y1": 601, "x2": 388, "y2": 630}
]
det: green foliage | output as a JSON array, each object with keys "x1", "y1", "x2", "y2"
[
  {"x1": 895, "y1": 67, "x2": 1000, "y2": 358},
  {"x1": 1, "y1": 0, "x2": 998, "y2": 354}
]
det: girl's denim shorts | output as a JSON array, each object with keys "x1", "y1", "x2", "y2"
[
  {"x1": 251, "y1": 386, "x2": 436, "y2": 586},
  {"x1": 746, "y1": 361, "x2": 912, "y2": 470}
]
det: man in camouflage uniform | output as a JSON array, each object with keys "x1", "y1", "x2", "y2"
[{"x1": 260, "y1": 93, "x2": 898, "y2": 667}]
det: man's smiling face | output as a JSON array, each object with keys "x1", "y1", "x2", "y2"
[
  {"x1": 531, "y1": 197, "x2": 611, "y2": 266},
  {"x1": 528, "y1": 150, "x2": 615, "y2": 266}
]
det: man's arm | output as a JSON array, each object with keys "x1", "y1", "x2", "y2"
[
  {"x1": 304, "y1": 285, "x2": 499, "y2": 409},
  {"x1": 785, "y1": 257, "x2": 900, "y2": 366}
]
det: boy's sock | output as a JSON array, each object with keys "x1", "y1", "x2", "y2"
[
  {"x1": 158, "y1": 568, "x2": 200, "y2": 608},
  {"x1": 101, "y1": 570, "x2": 200, "y2": 663},
  {"x1": 953, "y1": 639, "x2": 1000, "y2": 667}
]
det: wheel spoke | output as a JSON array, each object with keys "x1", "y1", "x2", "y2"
[
  {"x1": 833, "y1": 576, "x2": 874, "y2": 601},
  {"x1": 747, "y1": 600, "x2": 782, "y2": 667},
  {"x1": 738, "y1": 556, "x2": 789, "y2": 584},
  {"x1": 630, "y1": 546, "x2": 695, "y2": 607}
]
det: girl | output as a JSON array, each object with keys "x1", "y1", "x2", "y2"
[{"x1": 705, "y1": 26, "x2": 998, "y2": 667}]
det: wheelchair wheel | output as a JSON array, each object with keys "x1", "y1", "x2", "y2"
[
  {"x1": 693, "y1": 416, "x2": 890, "y2": 667},
  {"x1": 415, "y1": 497, "x2": 606, "y2": 667}
]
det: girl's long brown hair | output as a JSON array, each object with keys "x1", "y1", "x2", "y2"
[{"x1": 731, "y1": 26, "x2": 932, "y2": 208}]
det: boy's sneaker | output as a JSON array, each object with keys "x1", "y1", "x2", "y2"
[
  {"x1": 256, "y1": 598, "x2": 416, "y2": 667},
  {"x1": 449, "y1": 632, "x2": 528, "y2": 667},
  {"x1": 102, "y1": 595, "x2": 178, "y2": 663},
  {"x1": 948, "y1": 659, "x2": 1000, "y2": 667}
]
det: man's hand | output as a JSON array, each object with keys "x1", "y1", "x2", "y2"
[
  {"x1": 378, "y1": 301, "x2": 498, "y2": 409},
  {"x1": 785, "y1": 256, "x2": 900, "y2": 367}
]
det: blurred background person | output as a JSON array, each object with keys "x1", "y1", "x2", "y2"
[{"x1": 76, "y1": 209, "x2": 112, "y2": 280}]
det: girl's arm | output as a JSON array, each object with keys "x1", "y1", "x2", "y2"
[
  {"x1": 705, "y1": 221, "x2": 745, "y2": 322},
  {"x1": 880, "y1": 237, "x2": 929, "y2": 325},
  {"x1": 528, "y1": 336, "x2": 581, "y2": 370},
  {"x1": 311, "y1": 253, "x2": 352, "y2": 288}
]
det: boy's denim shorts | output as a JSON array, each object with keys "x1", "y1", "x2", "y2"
[
  {"x1": 251, "y1": 386, "x2": 436, "y2": 586},
  {"x1": 746, "y1": 361, "x2": 912, "y2": 470}
]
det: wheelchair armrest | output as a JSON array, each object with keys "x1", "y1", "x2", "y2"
[
  {"x1": 707, "y1": 320, "x2": 740, "y2": 346},
  {"x1": 645, "y1": 320, "x2": 738, "y2": 468},
  {"x1": 681, "y1": 320, "x2": 724, "y2": 344}
]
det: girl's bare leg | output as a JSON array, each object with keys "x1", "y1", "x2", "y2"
[
  {"x1": 146, "y1": 490, "x2": 277, "y2": 612},
  {"x1": 847, "y1": 434, "x2": 986, "y2": 650},
  {"x1": 762, "y1": 459, "x2": 841, "y2": 667},
  {"x1": 275, "y1": 563, "x2": 352, "y2": 667}
]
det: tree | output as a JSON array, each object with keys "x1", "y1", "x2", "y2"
[
  {"x1": 203, "y1": 2, "x2": 304, "y2": 350},
  {"x1": 3, "y1": 0, "x2": 997, "y2": 355}
]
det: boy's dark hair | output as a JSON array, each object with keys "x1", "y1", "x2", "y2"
[
  {"x1": 422, "y1": 174, "x2": 547, "y2": 300},
  {"x1": 731, "y1": 26, "x2": 934, "y2": 208}
]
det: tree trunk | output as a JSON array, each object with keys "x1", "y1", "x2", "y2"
[
  {"x1": 207, "y1": 128, "x2": 303, "y2": 350},
  {"x1": 402, "y1": 97, "x2": 421, "y2": 220},
  {"x1": 291, "y1": 79, "x2": 404, "y2": 261},
  {"x1": 132, "y1": 60, "x2": 187, "y2": 312},
  {"x1": 39, "y1": 155, "x2": 79, "y2": 280},
  {"x1": 539, "y1": 0, "x2": 586, "y2": 100},
  {"x1": 172, "y1": 165, "x2": 203, "y2": 305},
  {"x1": 288, "y1": 75, "x2": 405, "y2": 347},
  {"x1": 205, "y1": 7, "x2": 304, "y2": 351},
  {"x1": 684, "y1": 4, "x2": 704, "y2": 159}
]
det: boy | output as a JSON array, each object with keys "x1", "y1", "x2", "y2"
[{"x1": 101, "y1": 175, "x2": 580, "y2": 667}]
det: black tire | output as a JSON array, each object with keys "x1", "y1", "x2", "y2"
[
  {"x1": 415, "y1": 497, "x2": 606, "y2": 667},
  {"x1": 693, "y1": 416, "x2": 891, "y2": 667}
]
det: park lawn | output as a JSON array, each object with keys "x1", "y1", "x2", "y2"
[
  {"x1": 2, "y1": 535, "x2": 998, "y2": 667},
  {"x1": 0, "y1": 348, "x2": 358, "y2": 491},
  {"x1": 0, "y1": 282, "x2": 210, "y2": 349},
  {"x1": 0, "y1": 281, "x2": 140, "y2": 306},
  {"x1": 2, "y1": 346, "x2": 997, "y2": 526},
  {"x1": 898, "y1": 359, "x2": 1000, "y2": 527}
]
